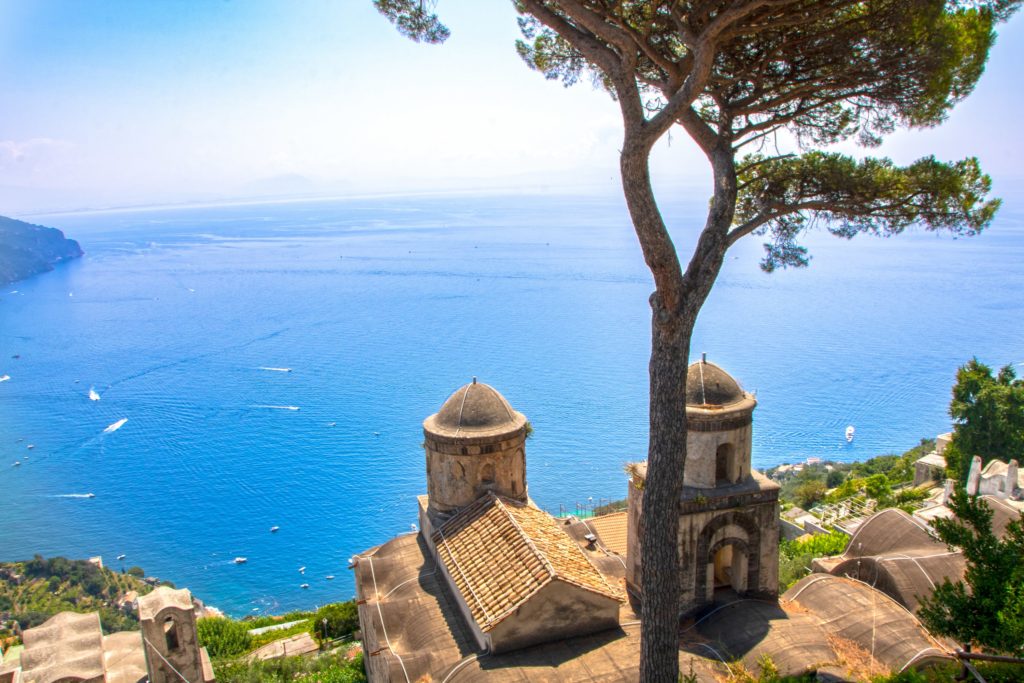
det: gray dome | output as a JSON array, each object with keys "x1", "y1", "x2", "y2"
[
  {"x1": 426, "y1": 380, "x2": 526, "y2": 437},
  {"x1": 686, "y1": 360, "x2": 745, "y2": 407}
]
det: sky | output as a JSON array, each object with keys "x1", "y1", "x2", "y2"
[{"x1": 2, "y1": 1, "x2": 1024, "y2": 214}]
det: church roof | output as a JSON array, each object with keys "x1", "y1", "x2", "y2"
[
  {"x1": 424, "y1": 380, "x2": 527, "y2": 439},
  {"x1": 431, "y1": 494, "x2": 622, "y2": 632},
  {"x1": 20, "y1": 612, "x2": 105, "y2": 683},
  {"x1": 686, "y1": 360, "x2": 747, "y2": 408}
]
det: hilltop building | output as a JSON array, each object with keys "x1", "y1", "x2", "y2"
[{"x1": 0, "y1": 587, "x2": 215, "y2": 683}]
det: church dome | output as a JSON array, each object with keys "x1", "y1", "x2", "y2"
[
  {"x1": 686, "y1": 359, "x2": 746, "y2": 407},
  {"x1": 425, "y1": 379, "x2": 527, "y2": 439}
]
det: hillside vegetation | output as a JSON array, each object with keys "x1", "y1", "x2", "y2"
[{"x1": 0, "y1": 555, "x2": 156, "y2": 648}]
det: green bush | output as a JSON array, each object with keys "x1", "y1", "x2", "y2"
[
  {"x1": 778, "y1": 531, "x2": 850, "y2": 591},
  {"x1": 197, "y1": 616, "x2": 253, "y2": 658},
  {"x1": 312, "y1": 602, "x2": 360, "y2": 641},
  {"x1": 214, "y1": 650, "x2": 365, "y2": 683}
]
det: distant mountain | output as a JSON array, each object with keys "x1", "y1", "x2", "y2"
[{"x1": 0, "y1": 215, "x2": 83, "y2": 285}]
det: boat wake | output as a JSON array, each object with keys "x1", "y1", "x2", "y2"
[
  {"x1": 252, "y1": 405, "x2": 300, "y2": 411},
  {"x1": 257, "y1": 367, "x2": 292, "y2": 373},
  {"x1": 103, "y1": 418, "x2": 129, "y2": 433},
  {"x1": 53, "y1": 493, "x2": 96, "y2": 499}
]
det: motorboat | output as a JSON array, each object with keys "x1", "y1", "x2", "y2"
[
  {"x1": 300, "y1": 583, "x2": 309, "y2": 589},
  {"x1": 325, "y1": 575, "x2": 335, "y2": 580},
  {"x1": 270, "y1": 526, "x2": 280, "y2": 533},
  {"x1": 117, "y1": 554, "x2": 126, "y2": 560},
  {"x1": 845, "y1": 425, "x2": 855, "y2": 442},
  {"x1": 234, "y1": 557, "x2": 248, "y2": 564}
]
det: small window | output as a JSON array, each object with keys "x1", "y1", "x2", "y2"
[
  {"x1": 164, "y1": 616, "x2": 179, "y2": 651},
  {"x1": 480, "y1": 463, "x2": 495, "y2": 485},
  {"x1": 716, "y1": 443, "x2": 735, "y2": 485}
]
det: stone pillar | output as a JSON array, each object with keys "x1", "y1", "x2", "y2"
[
  {"x1": 1005, "y1": 460, "x2": 1018, "y2": 498},
  {"x1": 966, "y1": 456, "x2": 983, "y2": 496}
]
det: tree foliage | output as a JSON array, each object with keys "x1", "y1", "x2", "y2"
[
  {"x1": 917, "y1": 490, "x2": 1024, "y2": 655},
  {"x1": 312, "y1": 602, "x2": 360, "y2": 642},
  {"x1": 374, "y1": 1, "x2": 1019, "y2": 679},
  {"x1": 945, "y1": 358, "x2": 1024, "y2": 481},
  {"x1": 197, "y1": 616, "x2": 254, "y2": 658}
]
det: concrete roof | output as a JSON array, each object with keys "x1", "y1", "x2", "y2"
[
  {"x1": 432, "y1": 494, "x2": 621, "y2": 632},
  {"x1": 783, "y1": 575, "x2": 950, "y2": 671},
  {"x1": 101, "y1": 632, "x2": 147, "y2": 683},
  {"x1": 843, "y1": 508, "x2": 938, "y2": 558},
  {"x1": 916, "y1": 452, "x2": 947, "y2": 468},
  {"x1": 981, "y1": 459, "x2": 1024, "y2": 488},
  {"x1": 20, "y1": 612, "x2": 105, "y2": 683},
  {"x1": 137, "y1": 586, "x2": 193, "y2": 619},
  {"x1": 424, "y1": 381, "x2": 526, "y2": 439}
]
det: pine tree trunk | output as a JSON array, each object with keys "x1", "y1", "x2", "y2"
[
  {"x1": 621, "y1": 138, "x2": 736, "y2": 683},
  {"x1": 638, "y1": 310, "x2": 692, "y2": 683}
]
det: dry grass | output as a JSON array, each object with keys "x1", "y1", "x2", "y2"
[{"x1": 825, "y1": 633, "x2": 890, "y2": 681}]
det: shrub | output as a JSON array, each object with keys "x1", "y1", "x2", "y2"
[
  {"x1": 312, "y1": 602, "x2": 360, "y2": 641},
  {"x1": 197, "y1": 616, "x2": 253, "y2": 658}
]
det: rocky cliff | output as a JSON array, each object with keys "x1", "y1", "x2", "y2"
[{"x1": 0, "y1": 215, "x2": 83, "y2": 285}]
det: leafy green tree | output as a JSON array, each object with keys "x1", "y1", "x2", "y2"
[
  {"x1": 864, "y1": 473, "x2": 892, "y2": 504},
  {"x1": 918, "y1": 490, "x2": 1024, "y2": 655},
  {"x1": 312, "y1": 602, "x2": 360, "y2": 641},
  {"x1": 793, "y1": 480, "x2": 827, "y2": 510},
  {"x1": 375, "y1": 1, "x2": 1019, "y2": 678},
  {"x1": 945, "y1": 359, "x2": 1024, "y2": 482}
]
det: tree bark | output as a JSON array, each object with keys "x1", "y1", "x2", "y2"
[{"x1": 622, "y1": 134, "x2": 736, "y2": 683}]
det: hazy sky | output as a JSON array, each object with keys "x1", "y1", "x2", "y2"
[{"x1": 2, "y1": 1, "x2": 1023, "y2": 214}]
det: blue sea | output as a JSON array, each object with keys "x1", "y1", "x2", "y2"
[{"x1": 1, "y1": 193, "x2": 1022, "y2": 615}]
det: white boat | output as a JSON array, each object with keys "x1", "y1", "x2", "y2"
[
  {"x1": 0, "y1": 375, "x2": 10, "y2": 382},
  {"x1": 13, "y1": 461, "x2": 20, "y2": 467},
  {"x1": 117, "y1": 554, "x2": 126, "y2": 560},
  {"x1": 85, "y1": 493, "x2": 96, "y2": 498},
  {"x1": 325, "y1": 575, "x2": 335, "y2": 580},
  {"x1": 103, "y1": 418, "x2": 128, "y2": 434},
  {"x1": 845, "y1": 425, "x2": 855, "y2": 442},
  {"x1": 270, "y1": 526, "x2": 280, "y2": 533},
  {"x1": 89, "y1": 387, "x2": 100, "y2": 401},
  {"x1": 234, "y1": 557, "x2": 248, "y2": 564},
  {"x1": 298, "y1": 566, "x2": 306, "y2": 573},
  {"x1": 300, "y1": 583, "x2": 309, "y2": 589}
]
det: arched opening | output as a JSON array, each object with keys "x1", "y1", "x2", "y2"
[
  {"x1": 715, "y1": 443, "x2": 735, "y2": 485},
  {"x1": 712, "y1": 543, "x2": 747, "y2": 592},
  {"x1": 480, "y1": 463, "x2": 495, "y2": 486},
  {"x1": 163, "y1": 616, "x2": 179, "y2": 651}
]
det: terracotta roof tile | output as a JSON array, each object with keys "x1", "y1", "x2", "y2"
[{"x1": 432, "y1": 494, "x2": 621, "y2": 631}]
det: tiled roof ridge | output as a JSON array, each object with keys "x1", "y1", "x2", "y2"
[
  {"x1": 499, "y1": 497, "x2": 622, "y2": 603},
  {"x1": 493, "y1": 495, "x2": 557, "y2": 579}
]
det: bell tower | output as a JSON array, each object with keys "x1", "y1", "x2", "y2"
[
  {"x1": 625, "y1": 357, "x2": 780, "y2": 615},
  {"x1": 138, "y1": 587, "x2": 208, "y2": 683}
]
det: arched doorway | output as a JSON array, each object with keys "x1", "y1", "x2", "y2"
[{"x1": 712, "y1": 541, "x2": 748, "y2": 593}]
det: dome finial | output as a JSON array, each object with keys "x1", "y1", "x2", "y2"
[
  {"x1": 702, "y1": 352, "x2": 707, "y2": 364},
  {"x1": 472, "y1": 376, "x2": 477, "y2": 384}
]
